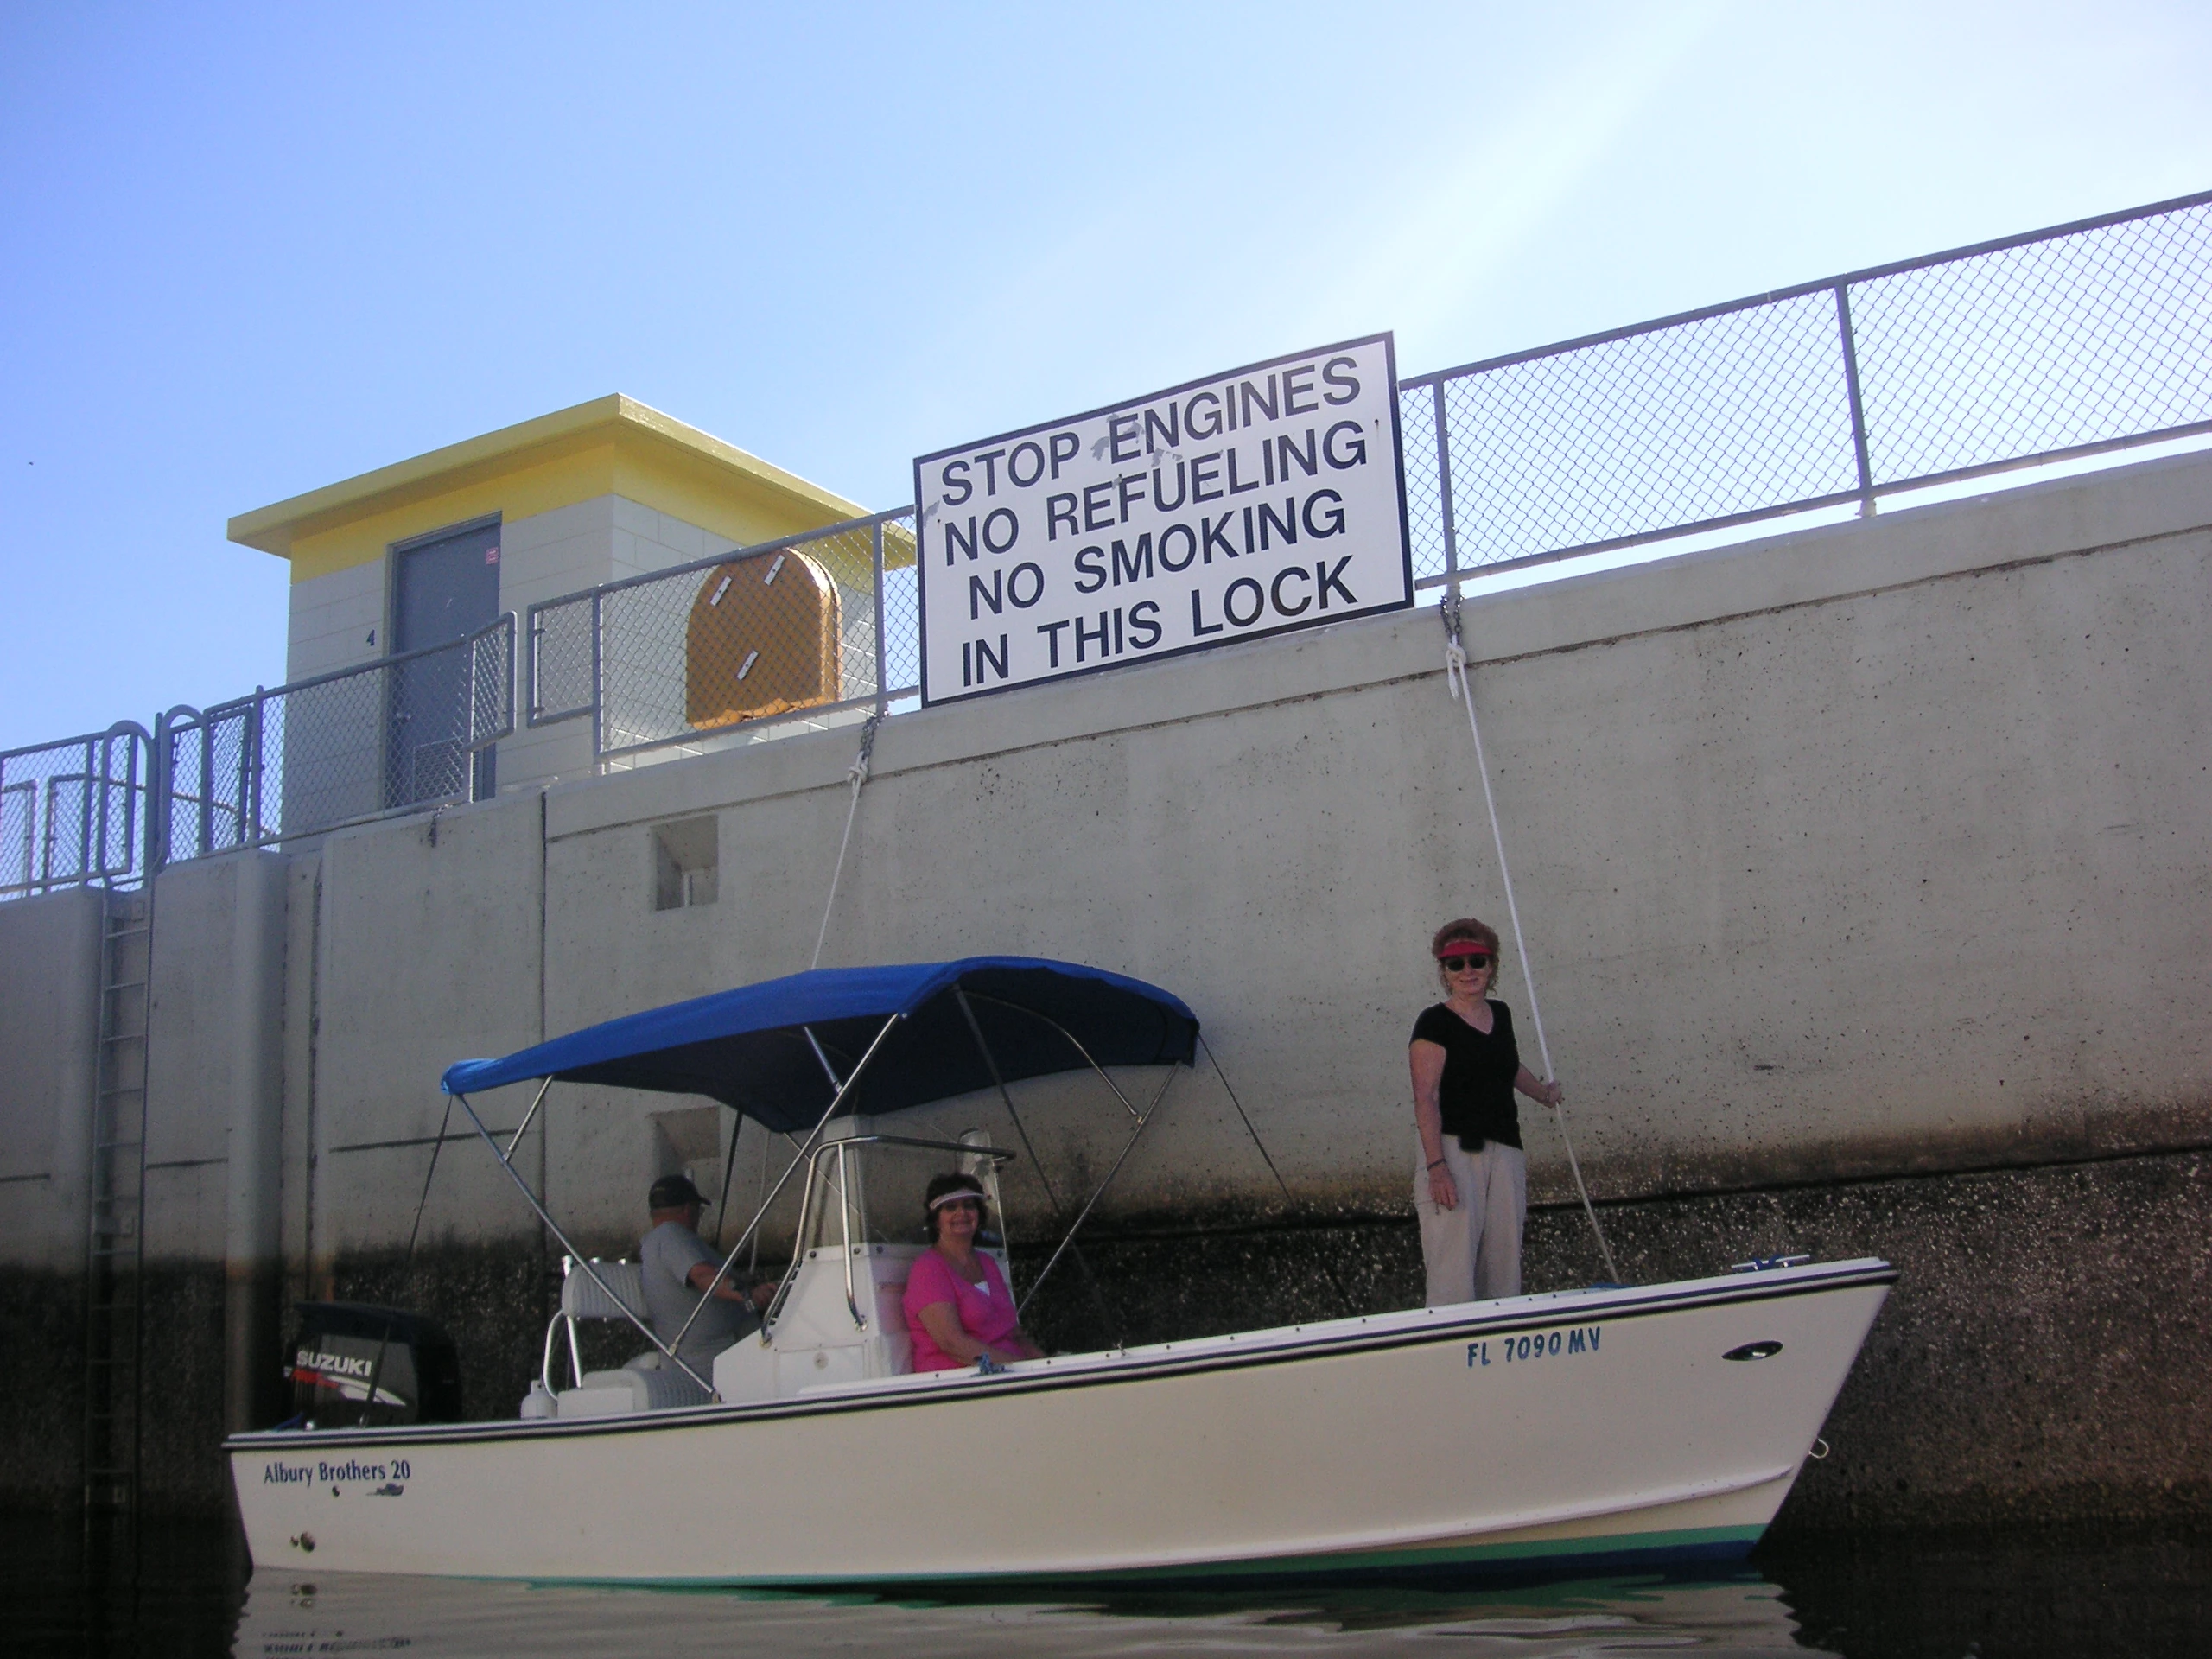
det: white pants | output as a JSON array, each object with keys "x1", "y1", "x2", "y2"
[{"x1": 1414, "y1": 1138, "x2": 1527, "y2": 1306}]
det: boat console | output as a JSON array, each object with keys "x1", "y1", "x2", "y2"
[{"x1": 528, "y1": 1127, "x2": 1014, "y2": 1418}]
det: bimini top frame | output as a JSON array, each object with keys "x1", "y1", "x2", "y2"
[
  {"x1": 436, "y1": 957, "x2": 1200, "y2": 1395},
  {"x1": 442, "y1": 957, "x2": 1197, "y2": 1126}
]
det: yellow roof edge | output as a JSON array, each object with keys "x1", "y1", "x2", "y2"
[{"x1": 227, "y1": 394, "x2": 869, "y2": 559}]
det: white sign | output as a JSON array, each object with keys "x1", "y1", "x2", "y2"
[{"x1": 914, "y1": 334, "x2": 1410, "y2": 706}]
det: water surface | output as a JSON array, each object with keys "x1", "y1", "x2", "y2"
[{"x1": 7, "y1": 1512, "x2": 2207, "y2": 1656}]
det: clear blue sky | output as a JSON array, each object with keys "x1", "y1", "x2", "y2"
[{"x1": 3, "y1": 1, "x2": 2207, "y2": 753}]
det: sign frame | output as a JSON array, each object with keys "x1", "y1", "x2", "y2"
[{"x1": 913, "y1": 333, "x2": 1413, "y2": 708}]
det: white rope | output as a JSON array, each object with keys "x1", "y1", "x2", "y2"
[
  {"x1": 1440, "y1": 594, "x2": 1622, "y2": 1284},
  {"x1": 810, "y1": 714, "x2": 881, "y2": 971}
]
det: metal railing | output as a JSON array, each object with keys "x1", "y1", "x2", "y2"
[
  {"x1": 0, "y1": 723, "x2": 156, "y2": 899},
  {"x1": 2, "y1": 617, "x2": 517, "y2": 897},
  {"x1": 162, "y1": 612, "x2": 515, "y2": 861},
  {"x1": 1396, "y1": 187, "x2": 2212, "y2": 586},
  {"x1": 6, "y1": 190, "x2": 2207, "y2": 897},
  {"x1": 526, "y1": 507, "x2": 916, "y2": 766}
]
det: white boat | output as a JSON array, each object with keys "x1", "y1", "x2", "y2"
[{"x1": 228, "y1": 957, "x2": 1891, "y2": 1585}]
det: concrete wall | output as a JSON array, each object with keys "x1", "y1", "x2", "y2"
[
  {"x1": 7, "y1": 447, "x2": 2210, "y2": 1516},
  {"x1": 524, "y1": 448, "x2": 2212, "y2": 1219},
  {"x1": 140, "y1": 855, "x2": 273, "y2": 1267},
  {"x1": 0, "y1": 885, "x2": 104, "y2": 1271},
  {"x1": 307, "y1": 792, "x2": 548, "y2": 1265}
]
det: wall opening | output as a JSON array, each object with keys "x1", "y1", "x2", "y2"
[{"x1": 652, "y1": 817, "x2": 719, "y2": 911}]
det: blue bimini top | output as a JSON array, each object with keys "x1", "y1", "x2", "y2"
[{"x1": 438, "y1": 957, "x2": 1198, "y2": 1134}]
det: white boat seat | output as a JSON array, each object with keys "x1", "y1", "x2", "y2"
[
  {"x1": 563, "y1": 1259, "x2": 647, "y2": 1321},
  {"x1": 543, "y1": 1257, "x2": 659, "y2": 1395},
  {"x1": 556, "y1": 1352, "x2": 711, "y2": 1417}
]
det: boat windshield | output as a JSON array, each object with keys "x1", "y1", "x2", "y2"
[{"x1": 794, "y1": 1132, "x2": 1011, "y2": 1257}]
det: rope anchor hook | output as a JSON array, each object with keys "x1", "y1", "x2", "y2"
[{"x1": 812, "y1": 712, "x2": 883, "y2": 970}]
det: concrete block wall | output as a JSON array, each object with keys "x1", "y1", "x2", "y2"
[
  {"x1": 593, "y1": 498, "x2": 748, "y2": 762},
  {"x1": 499, "y1": 495, "x2": 744, "y2": 790},
  {"x1": 494, "y1": 497, "x2": 620, "y2": 792},
  {"x1": 283, "y1": 557, "x2": 384, "y2": 685},
  {"x1": 610, "y1": 494, "x2": 733, "y2": 580},
  {"x1": 274, "y1": 493, "x2": 744, "y2": 803},
  {"x1": 276, "y1": 564, "x2": 391, "y2": 833}
]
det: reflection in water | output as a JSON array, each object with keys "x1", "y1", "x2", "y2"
[
  {"x1": 239, "y1": 1570, "x2": 1820, "y2": 1656},
  {"x1": 1762, "y1": 1525, "x2": 2212, "y2": 1658},
  {"x1": 2, "y1": 1510, "x2": 246, "y2": 1657},
  {"x1": 9, "y1": 1510, "x2": 2211, "y2": 1656}
]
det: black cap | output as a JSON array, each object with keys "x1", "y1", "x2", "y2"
[{"x1": 649, "y1": 1173, "x2": 709, "y2": 1211}]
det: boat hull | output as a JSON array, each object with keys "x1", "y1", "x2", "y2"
[{"x1": 229, "y1": 1259, "x2": 1891, "y2": 1585}]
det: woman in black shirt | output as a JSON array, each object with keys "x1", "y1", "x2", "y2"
[{"x1": 1409, "y1": 918, "x2": 1562, "y2": 1305}]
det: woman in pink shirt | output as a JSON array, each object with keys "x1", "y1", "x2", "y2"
[{"x1": 903, "y1": 1174, "x2": 1044, "y2": 1371}]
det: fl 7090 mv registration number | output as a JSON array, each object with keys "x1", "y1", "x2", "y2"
[{"x1": 1467, "y1": 1325, "x2": 1602, "y2": 1368}]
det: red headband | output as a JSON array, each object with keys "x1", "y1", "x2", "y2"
[{"x1": 1433, "y1": 941, "x2": 1494, "y2": 960}]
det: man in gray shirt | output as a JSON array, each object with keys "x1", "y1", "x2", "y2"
[{"x1": 640, "y1": 1174, "x2": 773, "y2": 1367}]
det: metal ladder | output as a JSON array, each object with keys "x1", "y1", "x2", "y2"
[{"x1": 83, "y1": 887, "x2": 153, "y2": 1522}]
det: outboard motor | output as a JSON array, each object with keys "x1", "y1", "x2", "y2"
[{"x1": 289, "y1": 1303, "x2": 463, "y2": 1427}]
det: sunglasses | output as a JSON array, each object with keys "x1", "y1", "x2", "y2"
[
  {"x1": 1440, "y1": 953, "x2": 1493, "y2": 973},
  {"x1": 938, "y1": 1198, "x2": 982, "y2": 1212}
]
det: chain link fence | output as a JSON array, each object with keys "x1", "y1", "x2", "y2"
[
  {"x1": 530, "y1": 192, "x2": 2207, "y2": 771},
  {"x1": 8, "y1": 194, "x2": 2207, "y2": 898},
  {"x1": 1398, "y1": 188, "x2": 2212, "y2": 584},
  {"x1": 161, "y1": 613, "x2": 516, "y2": 861},
  {"x1": 527, "y1": 508, "x2": 917, "y2": 765}
]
